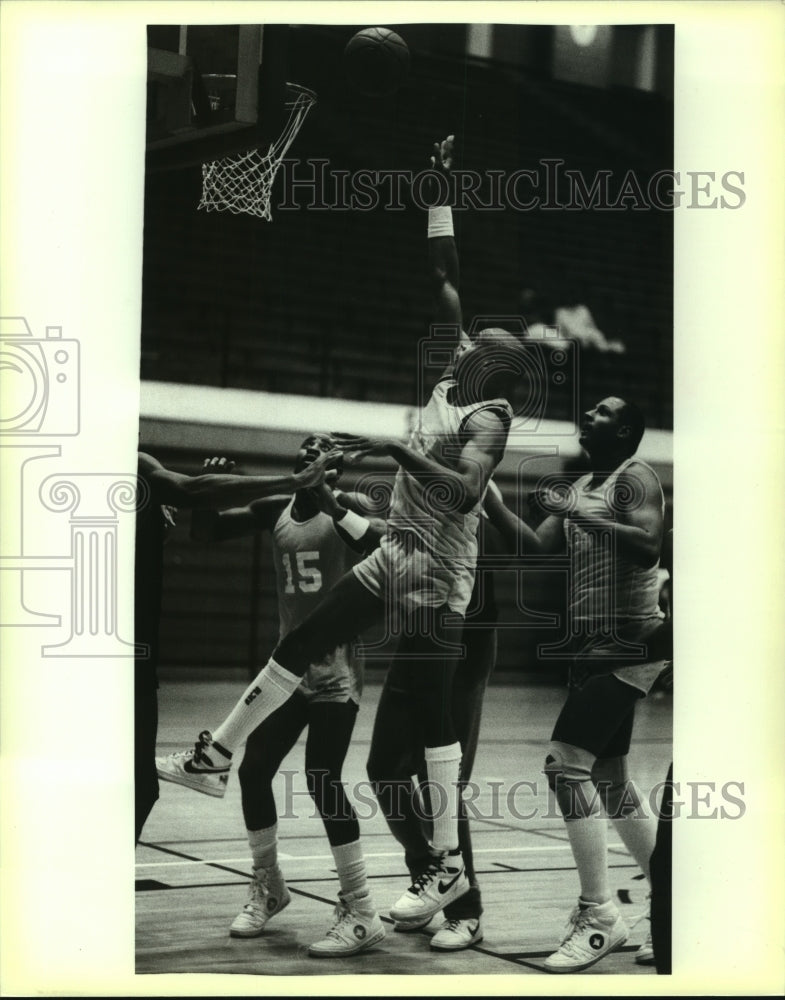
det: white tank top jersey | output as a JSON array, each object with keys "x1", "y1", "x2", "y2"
[
  {"x1": 272, "y1": 498, "x2": 364, "y2": 703},
  {"x1": 385, "y1": 370, "x2": 512, "y2": 611},
  {"x1": 564, "y1": 457, "x2": 664, "y2": 625}
]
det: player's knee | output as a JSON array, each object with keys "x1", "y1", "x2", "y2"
[
  {"x1": 544, "y1": 742, "x2": 593, "y2": 786},
  {"x1": 544, "y1": 741, "x2": 598, "y2": 819}
]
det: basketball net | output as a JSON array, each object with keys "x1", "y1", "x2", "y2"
[{"x1": 199, "y1": 83, "x2": 317, "y2": 222}]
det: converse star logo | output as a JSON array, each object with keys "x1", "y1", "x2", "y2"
[
  {"x1": 589, "y1": 933, "x2": 605, "y2": 950},
  {"x1": 354, "y1": 924, "x2": 367, "y2": 939}
]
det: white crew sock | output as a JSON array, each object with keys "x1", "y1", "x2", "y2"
[
  {"x1": 248, "y1": 824, "x2": 278, "y2": 871},
  {"x1": 212, "y1": 658, "x2": 301, "y2": 755},
  {"x1": 424, "y1": 742, "x2": 462, "y2": 853},
  {"x1": 331, "y1": 840, "x2": 372, "y2": 911}
]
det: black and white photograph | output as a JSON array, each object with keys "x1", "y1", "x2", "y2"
[{"x1": 1, "y1": 2, "x2": 783, "y2": 996}]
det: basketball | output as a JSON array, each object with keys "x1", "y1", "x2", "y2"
[{"x1": 344, "y1": 27, "x2": 410, "y2": 97}]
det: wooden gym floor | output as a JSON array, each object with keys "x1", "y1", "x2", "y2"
[{"x1": 136, "y1": 677, "x2": 671, "y2": 980}]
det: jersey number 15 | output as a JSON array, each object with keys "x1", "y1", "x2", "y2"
[{"x1": 282, "y1": 551, "x2": 322, "y2": 594}]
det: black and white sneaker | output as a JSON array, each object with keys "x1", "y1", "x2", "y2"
[
  {"x1": 156, "y1": 730, "x2": 231, "y2": 798},
  {"x1": 389, "y1": 852, "x2": 469, "y2": 923}
]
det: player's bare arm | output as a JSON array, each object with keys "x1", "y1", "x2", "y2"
[
  {"x1": 332, "y1": 407, "x2": 507, "y2": 515},
  {"x1": 138, "y1": 449, "x2": 339, "y2": 511},
  {"x1": 308, "y1": 482, "x2": 385, "y2": 552},
  {"x1": 579, "y1": 461, "x2": 664, "y2": 566},
  {"x1": 482, "y1": 478, "x2": 566, "y2": 555},
  {"x1": 189, "y1": 456, "x2": 290, "y2": 541},
  {"x1": 428, "y1": 135, "x2": 462, "y2": 331}
]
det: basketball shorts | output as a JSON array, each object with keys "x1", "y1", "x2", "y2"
[
  {"x1": 570, "y1": 615, "x2": 669, "y2": 695},
  {"x1": 352, "y1": 529, "x2": 475, "y2": 617},
  {"x1": 297, "y1": 646, "x2": 362, "y2": 706}
]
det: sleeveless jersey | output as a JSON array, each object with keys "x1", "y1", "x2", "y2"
[
  {"x1": 382, "y1": 375, "x2": 512, "y2": 613},
  {"x1": 272, "y1": 499, "x2": 364, "y2": 703},
  {"x1": 564, "y1": 457, "x2": 664, "y2": 626}
]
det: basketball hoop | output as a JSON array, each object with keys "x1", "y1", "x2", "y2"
[{"x1": 198, "y1": 83, "x2": 317, "y2": 222}]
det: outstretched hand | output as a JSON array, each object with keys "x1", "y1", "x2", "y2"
[
  {"x1": 331, "y1": 432, "x2": 392, "y2": 463},
  {"x1": 294, "y1": 449, "x2": 342, "y2": 489},
  {"x1": 430, "y1": 134, "x2": 455, "y2": 173}
]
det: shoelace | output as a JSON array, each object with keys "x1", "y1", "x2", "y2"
[
  {"x1": 559, "y1": 906, "x2": 592, "y2": 949},
  {"x1": 325, "y1": 904, "x2": 352, "y2": 940},
  {"x1": 409, "y1": 863, "x2": 442, "y2": 896},
  {"x1": 444, "y1": 918, "x2": 462, "y2": 932}
]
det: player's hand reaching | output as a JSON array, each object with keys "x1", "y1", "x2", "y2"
[
  {"x1": 294, "y1": 449, "x2": 342, "y2": 489},
  {"x1": 430, "y1": 134, "x2": 455, "y2": 174},
  {"x1": 331, "y1": 432, "x2": 393, "y2": 463}
]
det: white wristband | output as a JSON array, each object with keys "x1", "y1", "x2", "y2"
[
  {"x1": 428, "y1": 205, "x2": 454, "y2": 238},
  {"x1": 336, "y1": 508, "x2": 369, "y2": 540}
]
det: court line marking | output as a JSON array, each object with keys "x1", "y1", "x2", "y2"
[{"x1": 136, "y1": 842, "x2": 628, "y2": 868}]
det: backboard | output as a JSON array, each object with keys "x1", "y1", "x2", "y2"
[{"x1": 146, "y1": 24, "x2": 289, "y2": 172}]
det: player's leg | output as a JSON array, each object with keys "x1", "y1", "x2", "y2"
[
  {"x1": 366, "y1": 657, "x2": 435, "y2": 930},
  {"x1": 304, "y1": 699, "x2": 385, "y2": 957},
  {"x1": 543, "y1": 673, "x2": 644, "y2": 973},
  {"x1": 228, "y1": 693, "x2": 309, "y2": 938},
  {"x1": 591, "y1": 712, "x2": 658, "y2": 966},
  {"x1": 134, "y1": 664, "x2": 160, "y2": 843},
  {"x1": 388, "y1": 609, "x2": 469, "y2": 924},
  {"x1": 156, "y1": 571, "x2": 384, "y2": 794},
  {"x1": 429, "y1": 624, "x2": 496, "y2": 951}
]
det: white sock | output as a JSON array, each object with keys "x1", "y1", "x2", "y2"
[
  {"x1": 213, "y1": 659, "x2": 301, "y2": 754},
  {"x1": 424, "y1": 742, "x2": 462, "y2": 853},
  {"x1": 248, "y1": 824, "x2": 278, "y2": 871},
  {"x1": 332, "y1": 840, "x2": 371, "y2": 909},
  {"x1": 564, "y1": 817, "x2": 611, "y2": 904}
]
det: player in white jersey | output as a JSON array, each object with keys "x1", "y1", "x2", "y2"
[
  {"x1": 187, "y1": 440, "x2": 386, "y2": 956},
  {"x1": 156, "y1": 134, "x2": 530, "y2": 925},
  {"x1": 484, "y1": 395, "x2": 667, "y2": 972}
]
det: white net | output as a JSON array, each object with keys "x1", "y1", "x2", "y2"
[{"x1": 198, "y1": 84, "x2": 317, "y2": 222}]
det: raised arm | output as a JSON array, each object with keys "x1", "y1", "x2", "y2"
[
  {"x1": 138, "y1": 450, "x2": 337, "y2": 511},
  {"x1": 428, "y1": 135, "x2": 462, "y2": 331},
  {"x1": 482, "y1": 478, "x2": 566, "y2": 555}
]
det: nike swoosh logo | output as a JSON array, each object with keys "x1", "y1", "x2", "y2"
[
  {"x1": 183, "y1": 758, "x2": 230, "y2": 775},
  {"x1": 437, "y1": 870, "x2": 462, "y2": 895}
]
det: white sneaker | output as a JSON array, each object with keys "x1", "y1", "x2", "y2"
[
  {"x1": 156, "y1": 730, "x2": 231, "y2": 798},
  {"x1": 308, "y1": 892, "x2": 386, "y2": 958},
  {"x1": 430, "y1": 916, "x2": 483, "y2": 951},
  {"x1": 229, "y1": 865, "x2": 291, "y2": 938},
  {"x1": 543, "y1": 899, "x2": 628, "y2": 973},
  {"x1": 389, "y1": 852, "x2": 470, "y2": 923}
]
